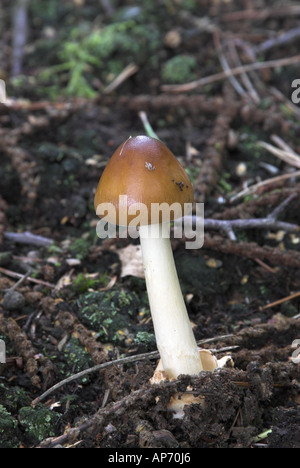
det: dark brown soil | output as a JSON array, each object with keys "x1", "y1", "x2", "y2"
[{"x1": 0, "y1": 0, "x2": 300, "y2": 449}]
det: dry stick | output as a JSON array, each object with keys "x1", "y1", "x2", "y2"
[
  {"x1": 232, "y1": 136, "x2": 300, "y2": 202},
  {"x1": 254, "y1": 258, "x2": 277, "y2": 274},
  {"x1": 11, "y1": 0, "x2": 30, "y2": 76},
  {"x1": 255, "y1": 25, "x2": 300, "y2": 54},
  {"x1": 161, "y1": 54, "x2": 300, "y2": 93},
  {"x1": 195, "y1": 217, "x2": 298, "y2": 241},
  {"x1": 4, "y1": 268, "x2": 31, "y2": 292},
  {"x1": 0, "y1": 266, "x2": 55, "y2": 289},
  {"x1": 268, "y1": 192, "x2": 297, "y2": 219},
  {"x1": 4, "y1": 230, "x2": 53, "y2": 247},
  {"x1": 260, "y1": 290, "x2": 300, "y2": 310},
  {"x1": 180, "y1": 193, "x2": 299, "y2": 241},
  {"x1": 103, "y1": 63, "x2": 139, "y2": 94},
  {"x1": 203, "y1": 234, "x2": 300, "y2": 268},
  {"x1": 221, "y1": 5, "x2": 300, "y2": 22},
  {"x1": 213, "y1": 31, "x2": 249, "y2": 101},
  {"x1": 31, "y1": 334, "x2": 234, "y2": 406},
  {"x1": 228, "y1": 40, "x2": 260, "y2": 103},
  {"x1": 258, "y1": 141, "x2": 300, "y2": 169},
  {"x1": 271, "y1": 135, "x2": 299, "y2": 156},
  {"x1": 230, "y1": 170, "x2": 300, "y2": 203},
  {"x1": 204, "y1": 216, "x2": 299, "y2": 239}
]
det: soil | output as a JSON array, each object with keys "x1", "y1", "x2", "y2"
[{"x1": 0, "y1": 0, "x2": 300, "y2": 449}]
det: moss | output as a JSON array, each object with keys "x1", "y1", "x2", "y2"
[
  {"x1": 37, "y1": 142, "x2": 65, "y2": 163},
  {"x1": 39, "y1": 19, "x2": 161, "y2": 98},
  {"x1": 69, "y1": 237, "x2": 91, "y2": 261},
  {"x1": 0, "y1": 405, "x2": 19, "y2": 448},
  {"x1": 78, "y1": 289, "x2": 139, "y2": 343},
  {"x1": 162, "y1": 55, "x2": 197, "y2": 84},
  {"x1": 73, "y1": 273, "x2": 100, "y2": 294},
  {"x1": 134, "y1": 331, "x2": 156, "y2": 352},
  {"x1": 0, "y1": 384, "x2": 31, "y2": 413},
  {"x1": 62, "y1": 337, "x2": 94, "y2": 381},
  {"x1": 19, "y1": 404, "x2": 60, "y2": 443}
]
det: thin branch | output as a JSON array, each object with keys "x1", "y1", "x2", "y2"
[
  {"x1": 103, "y1": 63, "x2": 139, "y2": 94},
  {"x1": 4, "y1": 268, "x2": 31, "y2": 292},
  {"x1": 257, "y1": 141, "x2": 300, "y2": 169},
  {"x1": 260, "y1": 290, "x2": 300, "y2": 311},
  {"x1": 0, "y1": 266, "x2": 55, "y2": 289},
  {"x1": 11, "y1": 0, "x2": 30, "y2": 76},
  {"x1": 161, "y1": 54, "x2": 300, "y2": 93},
  {"x1": 31, "y1": 334, "x2": 234, "y2": 406},
  {"x1": 232, "y1": 137, "x2": 300, "y2": 202},
  {"x1": 203, "y1": 233, "x2": 300, "y2": 268},
  {"x1": 4, "y1": 231, "x2": 53, "y2": 247},
  {"x1": 213, "y1": 32, "x2": 249, "y2": 101},
  {"x1": 255, "y1": 25, "x2": 300, "y2": 54},
  {"x1": 178, "y1": 194, "x2": 299, "y2": 241},
  {"x1": 268, "y1": 193, "x2": 297, "y2": 219},
  {"x1": 227, "y1": 40, "x2": 260, "y2": 103},
  {"x1": 221, "y1": 5, "x2": 300, "y2": 22},
  {"x1": 230, "y1": 170, "x2": 300, "y2": 203},
  {"x1": 183, "y1": 215, "x2": 299, "y2": 242}
]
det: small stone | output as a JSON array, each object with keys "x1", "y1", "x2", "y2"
[{"x1": 2, "y1": 290, "x2": 25, "y2": 311}]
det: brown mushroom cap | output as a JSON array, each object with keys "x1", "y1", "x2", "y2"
[{"x1": 94, "y1": 135, "x2": 194, "y2": 226}]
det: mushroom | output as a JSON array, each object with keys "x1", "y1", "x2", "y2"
[{"x1": 94, "y1": 135, "x2": 203, "y2": 379}]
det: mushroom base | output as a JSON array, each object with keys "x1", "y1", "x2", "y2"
[{"x1": 151, "y1": 348, "x2": 233, "y2": 419}]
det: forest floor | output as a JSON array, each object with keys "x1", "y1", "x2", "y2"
[{"x1": 0, "y1": 0, "x2": 300, "y2": 448}]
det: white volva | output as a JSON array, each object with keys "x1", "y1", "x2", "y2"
[{"x1": 139, "y1": 222, "x2": 203, "y2": 379}]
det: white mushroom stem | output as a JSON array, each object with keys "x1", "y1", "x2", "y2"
[{"x1": 139, "y1": 222, "x2": 203, "y2": 380}]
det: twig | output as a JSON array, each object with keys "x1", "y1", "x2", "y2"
[
  {"x1": 180, "y1": 194, "x2": 299, "y2": 241},
  {"x1": 260, "y1": 291, "x2": 300, "y2": 311},
  {"x1": 11, "y1": 0, "x2": 30, "y2": 76},
  {"x1": 103, "y1": 63, "x2": 139, "y2": 94},
  {"x1": 232, "y1": 138, "x2": 300, "y2": 202},
  {"x1": 0, "y1": 266, "x2": 55, "y2": 288},
  {"x1": 257, "y1": 141, "x2": 300, "y2": 169},
  {"x1": 183, "y1": 216, "x2": 299, "y2": 241},
  {"x1": 4, "y1": 268, "x2": 31, "y2": 292},
  {"x1": 203, "y1": 234, "x2": 300, "y2": 268},
  {"x1": 268, "y1": 193, "x2": 297, "y2": 219},
  {"x1": 161, "y1": 54, "x2": 300, "y2": 93},
  {"x1": 213, "y1": 32, "x2": 249, "y2": 101},
  {"x1": 4, "y1": 231, "x2": 53, "y2": 247},
  {"x1": 254, "y1": 258, "x2": 277, "y2": 274},
  {"x1": 31, "y1": 334, "x2": 234, "y2": 406},
  {"x1": 221, "y1": 5, "x2": 300, "y2": 22},
  {"x1": 230, "y1": 170, "x2": 300, "y2": 203},
  {"x1": 227, "y1": 40, "x2": 260, "y2": 103},
  {"x1": 255, "y1": 25, "x2": 300, "y2": 54}
]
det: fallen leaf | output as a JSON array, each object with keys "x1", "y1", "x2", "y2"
[{"x1": 118, "y1": 244, "x2": 144, "y2": 278}]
